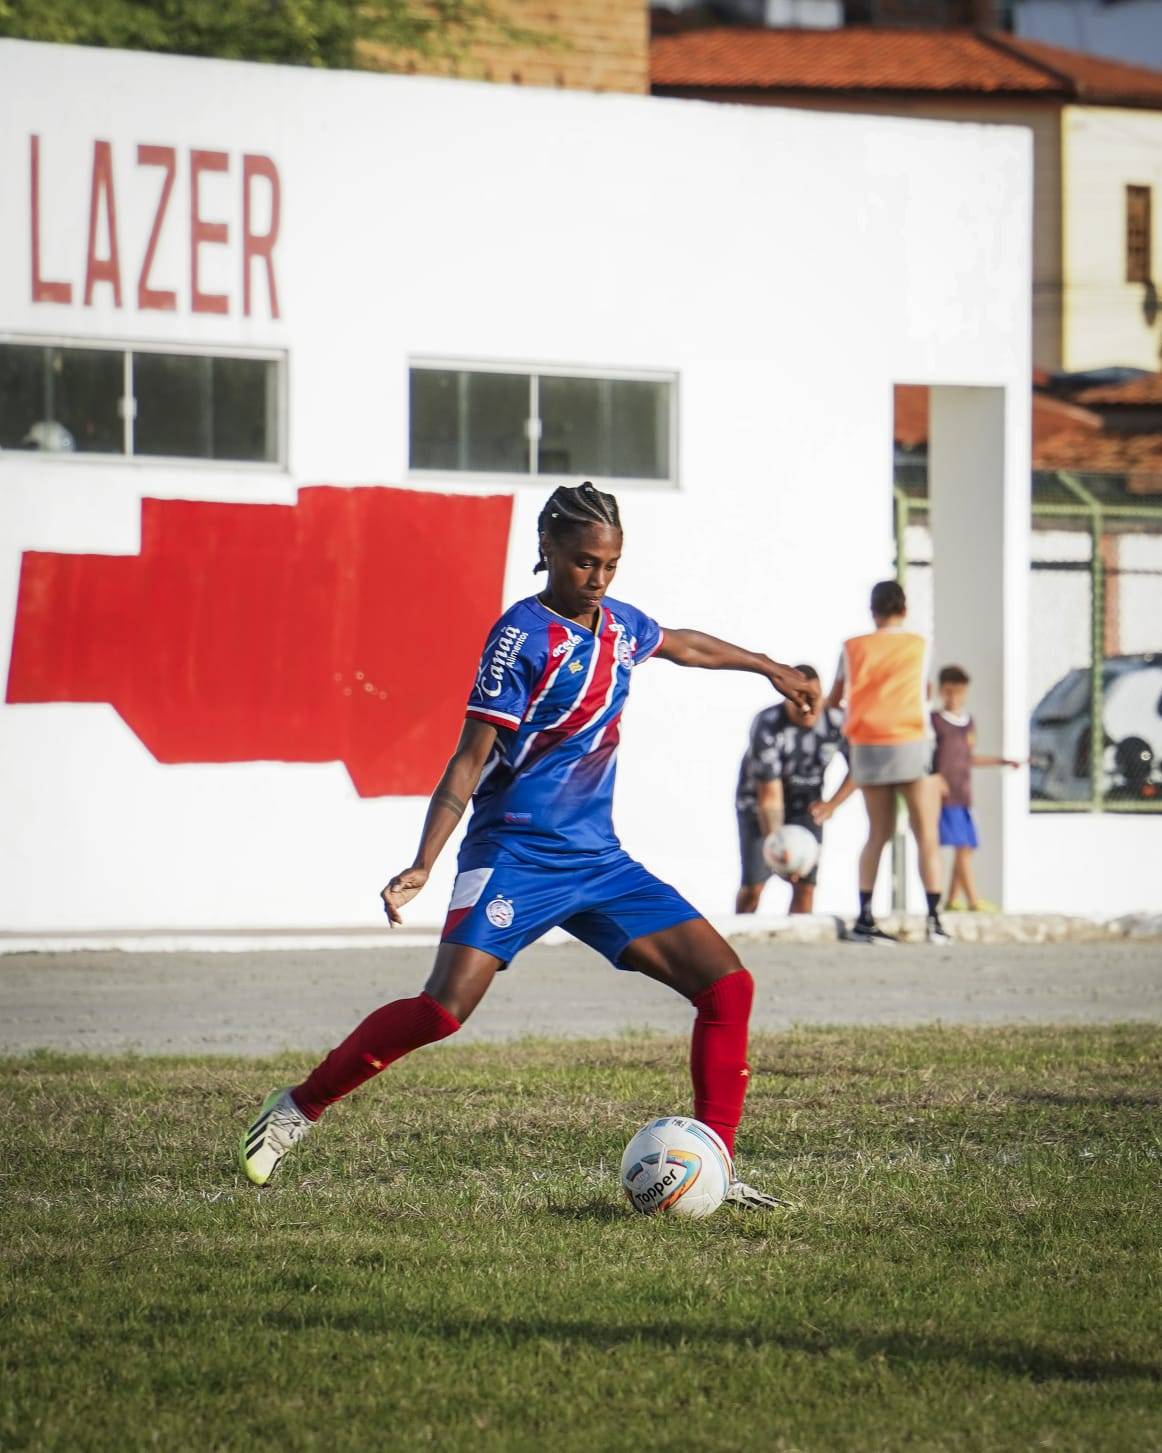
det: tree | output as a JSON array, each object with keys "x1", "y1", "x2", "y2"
[{"x1": 0, "y1": 0, "x2": 544, "y2": 71}]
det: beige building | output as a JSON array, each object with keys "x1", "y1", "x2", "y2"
[
  {"x1": 1062, "y1": 104, "x2": 1162, "y2": 372},
  {"x1": 652, "y1": 27, "x2": 1162, "y2": 373}
]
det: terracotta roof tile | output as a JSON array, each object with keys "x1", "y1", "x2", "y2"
[
  {"x1": 651, "y1": 26, "x2": 1162, "y2": 105},
  {"x1": 894, "y1": 384, "x2": 1102, "y2": 455},
  {"x1": 997, "y1": 35, "x2": 1162, "y2": 107},
  {"x1": 1072, "y1": 373, "x2": 1162, "y2": 407},
  {"x1": 1035, "y1": 429, "x2": 1162, "y2": 493}
]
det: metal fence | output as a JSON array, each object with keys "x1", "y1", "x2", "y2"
[{"x1": 893, "y1": 468, "x2": 1162, "y2": 813}]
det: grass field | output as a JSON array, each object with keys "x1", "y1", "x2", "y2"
[{"x1": 2, "y1": 1026, "x2": 1160, "y2": 1452}]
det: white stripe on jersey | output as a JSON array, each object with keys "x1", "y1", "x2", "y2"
[{"x1": 467, "y1": 705, "x2": 522, "y2": 728}]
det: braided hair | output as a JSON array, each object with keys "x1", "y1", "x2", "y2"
[{"x1": 534, "y1": 481, "x2": 621, "y2": 573}]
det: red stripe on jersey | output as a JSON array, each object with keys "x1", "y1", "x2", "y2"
[
  {"x1": 522, "y1": 618, "x2": 618, "y2": 769},
  {"x1": 523, "y1": 622, "x2": 573, "y2": 720}
]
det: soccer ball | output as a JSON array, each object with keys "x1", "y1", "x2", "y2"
[
  {"x1": 620, "y1": 1116, "x2": 733, "y2": 1219},
  {"x1": 763, "y1": 823, "x2": 820, "y2": 881}
]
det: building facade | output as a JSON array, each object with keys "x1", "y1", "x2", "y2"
[
  {"x1": 6, "y1": 37, "x2": 1139, "y2": 944},
  {"x1": 652, "y1": 25, "x2": 1162, "y2": 373}
]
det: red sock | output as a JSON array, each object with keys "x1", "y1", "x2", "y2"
[
  {"x1": 690, "y1": 968, "x2": 754, "y2": 1157},
  {"x1": 291, "y1": 992, "x2": 460, "y2": 1121}
]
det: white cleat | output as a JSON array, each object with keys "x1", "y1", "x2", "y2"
[
  {"x1": 240, "y1": 1087, "x2": 311, "y2": 1186},
  {"x1": 725, "y1": 1179, "x2": 794, "y2": 1211}
]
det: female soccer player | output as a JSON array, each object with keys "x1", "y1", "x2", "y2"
[{"x1": 241, "y1": 482, "x2": 817, "y2": 1206}]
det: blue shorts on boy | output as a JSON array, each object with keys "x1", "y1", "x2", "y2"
[
  {"x1": 938, "y1": 804, "x2": 979, "y2": 849},
  {"x1": 444, "y1": 594, "x2": 700, "y2": 968}
]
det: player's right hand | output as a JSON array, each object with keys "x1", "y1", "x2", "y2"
[
  {"x1": 770, "y1": 662, "x2": 819, "y2": 712},
  {"x1": 381, "y1": 866, "x2": 429, "y2": 926}
]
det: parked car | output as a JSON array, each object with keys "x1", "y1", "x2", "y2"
[{"x1": 1030, "y1": 654, "x2": 1162, "y2": 802}]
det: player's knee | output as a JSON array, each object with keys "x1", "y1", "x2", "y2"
[{"x1": 717, "y1": 965, "x2": 754, "y2": 1020}]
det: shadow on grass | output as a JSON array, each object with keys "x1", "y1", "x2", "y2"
[
  {"x1": 544, "y1": 1200, "x2": 627, "y2": 1223},
  {"x1": 254, "y1": 1309, "x2": 1160, "y2": 1384},
  {"x1": 1016, "y1": 1090, "x2": 1162, "y2": 1109}
]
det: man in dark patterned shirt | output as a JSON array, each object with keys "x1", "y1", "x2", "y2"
[{"x1": 735, "y1": 666, "x2": 854, "y2": 914}]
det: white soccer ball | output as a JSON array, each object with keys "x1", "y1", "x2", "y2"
[
  {"x1": 620, "y1": 1116, "x2": 733, "y2": 1219},
  {"x1": 762, "y1": 823, "x2": 820, "y2": 881}
]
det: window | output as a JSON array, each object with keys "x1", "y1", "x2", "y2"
[
  {"x1": 409, "y1": 363, "x2": 676, "y2": 485},
  {"x1": 1126, "y1": 185, "x2": 1152, "y2": 285},
  {"x1": 0, "y1": 341, "x2": 283, "y2": 464}
]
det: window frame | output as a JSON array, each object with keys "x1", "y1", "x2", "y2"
[
  {"x1": 0, "y1": 333, "x2": 289, "y2": 471},
  {"x1": 1125, "y1": 184, "x2": 1152, "y2": 286},
  {"x1": 406, "y1": 356, "x2": 681, "y2": 490}
]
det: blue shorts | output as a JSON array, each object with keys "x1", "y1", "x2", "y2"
[
  {"x1": 441, "y1": 850, "x2": 702, "y2": 969},
  {"x1": 939, "y1": 805, "x2": 979, "y2": 849}
]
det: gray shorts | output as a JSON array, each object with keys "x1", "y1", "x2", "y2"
[{"x1": 850, "y1": 740, "x2": 932, "y2": 787}]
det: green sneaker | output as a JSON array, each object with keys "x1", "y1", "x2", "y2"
[{"x1": 240, "y1": 1088, "x2": 311, "y2": 1186}]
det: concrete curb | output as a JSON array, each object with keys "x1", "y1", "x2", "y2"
[
  {"x1": 722, "y1": 911, "x2": 1162, "y2": 945},
  {"x1": 2, "y1": 912, "x2": 1159, "y2": 954}
]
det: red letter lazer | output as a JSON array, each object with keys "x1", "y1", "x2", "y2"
[
  {"x1": 137, "y1": 145, "x2": 177, "y2": 312},
  {"x1": 83, "y1": 140, "x2": 123, "y2": 307},
  {"x1": 29, "y1": 135, "x2": 72, "y2": 305},
  {"x1": 242, "y1": 154, "x2": 281, "y2": 320},
  {"x1": 190, "y1": 149, "x2": 229, "y2": 315}
]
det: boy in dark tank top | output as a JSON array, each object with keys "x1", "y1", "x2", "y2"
[{"x1": 931, "y1": 665, "x2": 1023, "y2": 911}]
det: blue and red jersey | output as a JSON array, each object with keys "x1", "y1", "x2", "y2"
[{"x1": 460, "y1": 595, "x2": 663, "y2": 868}]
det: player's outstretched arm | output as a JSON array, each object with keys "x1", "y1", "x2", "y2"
[
  {"x1": 381, "y1": 717, "x2": 497, "y2": 925},
  {"x1": 655, "y1": 629, "x2": 818, "y2": 711}
]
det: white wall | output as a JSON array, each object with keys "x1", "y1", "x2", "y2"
[
  {"x1": 711, "y1": 93, "x2": 1064, "y2": 372},
  {"x1": 1062, "y1": 104, "x2": 1162, "y2": 372},
  {"x1": 0, "y1": 40, "x2": 1041, "y2": 935}
]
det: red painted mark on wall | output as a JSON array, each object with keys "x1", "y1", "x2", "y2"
[{"x1": 5, "y1": 488, "x2": 513, "y2": 798}]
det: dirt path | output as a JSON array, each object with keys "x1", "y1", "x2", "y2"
[{"x1": 1, "y1": 940, "x2": 1158, "y2": 1056}]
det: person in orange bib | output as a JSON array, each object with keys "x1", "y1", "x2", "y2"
[{"x1": 822, "y1": 580, "x2": 948, "y2": 945}]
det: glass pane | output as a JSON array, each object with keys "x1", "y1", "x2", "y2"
[
  {"x1": 464, "y1": 371, "x2": 528, "y2": 473},
  {"x1": 539, "y1": 375, "x2": 605, "y2": 478},
  {"x1": 211, "y1": 356, "x2": 277, "y2": 463},
  {"x1": 52, "y1": 348, "x2": 124, "y2": 454},
  {"x1": 610, "y1": 378, "x2": 669, "y2": 480},
  {"x1": 0, "y1": 344, "x2": 122, "y2": 454},
  {"x1": 410, "y1": 369, "x2": 459, "y2": 470},
  {"x1": 134, "y1": 352, "x2": 212, "y2": 458},
  {"x1": 410, "y1": 369, "x2": 529, "y2": 474},
  {"x1": 0, "y1": 344, "x2": 46, "y2": 450},
  {"x1": 134, "y1": 353, "x2": 276, "y2": 461}
]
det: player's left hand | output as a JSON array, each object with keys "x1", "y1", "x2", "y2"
[{"x1": 769, "y1": 662, "x2": 819, "y2": 712}]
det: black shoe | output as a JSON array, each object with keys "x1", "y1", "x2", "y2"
[
  {"x1": 925, "y1": 915, "x2": 953, "y2": 945},
  {"x1": 847, "y1": 919, "x2": 899, "y2": 945}
]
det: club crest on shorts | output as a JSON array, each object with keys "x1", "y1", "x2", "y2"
[{"x1": 485, "y1": 895, "x2": 515, "y2": 928}]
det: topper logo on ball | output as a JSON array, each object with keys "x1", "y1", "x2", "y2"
[{"x1": 28, "y1": 135, "x2": 282, "y2": 318}]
